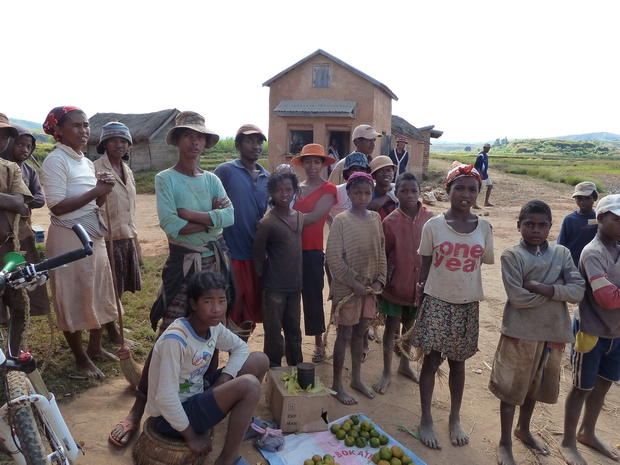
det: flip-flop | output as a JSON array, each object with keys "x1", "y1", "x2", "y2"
[
  {"x1": 109, "y1": 419, "x2": 139, "y2": 447},
  {"x1": 237, "y1": 458, "x2": 250, "y2": 465},
  {"x1": 243, "y1": 417, "x2": 277, "y2": 441},
  {"x1": 362, "y1": 347, "x2": 370, "y2": 363}
]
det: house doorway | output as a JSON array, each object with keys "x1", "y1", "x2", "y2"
[{"x1": 327, "y1": 131, "x2": 350, "y2": 163}]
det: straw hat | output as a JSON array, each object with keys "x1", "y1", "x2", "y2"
[
  {"x1": 370, "y1": 155, "x2": 397, "y2": 175},
  {"x1": 166, "y1": 111, "x2": 219, "y2": 148},
  {"x1": 291, "y1": 143, "x2": 336, "y2": 166}
]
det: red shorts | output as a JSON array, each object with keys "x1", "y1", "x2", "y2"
[{"x1": 229, "y1": 259, "x2": 262, "y2": 325}]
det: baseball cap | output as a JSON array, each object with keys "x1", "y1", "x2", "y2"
[
  {"x1": 595, "y1": 194, "x2": 620, "y2": 217},
  {"x1": 572, "y1": 181, "x2": 597, "y2": 198},
  {"x1": 236, "y1": 124, "x2": 266, "y2": 141},
  {"x1": 353, "y1": 124, "x2": 381, "y2": 140},
  {"x1": 343, "y1": 152, "x2": 370, "y2": 171}
]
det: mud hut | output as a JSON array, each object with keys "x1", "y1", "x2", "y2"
[{"x1": 86, "y1": 109, "x2": 180, "y2": 171}]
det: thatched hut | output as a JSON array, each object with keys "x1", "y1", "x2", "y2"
[{"x1": 86, "y1": 109, "x2": 180, "y2": 171}]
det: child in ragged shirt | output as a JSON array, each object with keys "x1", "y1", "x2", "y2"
[
  {"x1": 253, "y1": 171, "x2": 304, "y2": 367},
  {"x1": 373, "y1": 172, "x2": 434, "y2": 395},
  {"x1": 490, "y1": 200, "x2": 584, "y2": 465},
  {"x1": 326, "y1": 172, "x2": 386, "y2": 405}
]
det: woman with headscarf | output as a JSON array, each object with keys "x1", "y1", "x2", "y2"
[
  {"x1": 41, "y1": 106, "x2": 118, "y2": 380},
  {"x1": 93, "y1": 122, "x2": 141, "y2": 347}
]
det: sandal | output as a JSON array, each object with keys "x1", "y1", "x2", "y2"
[
  {"x1": 243, "y1": 417, "x2": 277, "y2": 441},
  {"x1": 109, "y1": 419, "x2": 139, "y2": 447},
  {"x1": 312, "y1": 347, "x2": 326, "y2": 364},
  {"x1": 362, "y1": 347, "x2": 370, "y2": 363},
  {"x1": 227, "y1": 318, "x2": 253, "y2": 340}
]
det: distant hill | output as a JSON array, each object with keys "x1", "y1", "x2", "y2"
[
  {"x1": 550, "y1": 132, "x2": 620, "y2": 142},
  {"x1": 10, "y1": 118, "x2": 42, "y2": 130}
]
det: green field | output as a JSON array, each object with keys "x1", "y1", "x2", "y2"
[{"x1": 433, "y1": 151, "x2": 619, "y2": 193}]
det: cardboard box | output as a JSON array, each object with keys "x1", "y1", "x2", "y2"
[{"x1": 265, "y1": 366, "x2": 331, "y2": 433}]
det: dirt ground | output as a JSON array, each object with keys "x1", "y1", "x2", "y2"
[{"x1": 28, "y1": 165, "x2": 620, "y2": 465}]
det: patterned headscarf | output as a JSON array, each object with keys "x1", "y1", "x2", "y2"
[
  {"x1": 346, "y1": 171, "x2": 374, "y2": 189},
  {"x1": 43, "y1": 106, "x2": 81, "y2": 142},
  {"x1": 445, "y1": 161, "x2": 482, "y2": 188}
]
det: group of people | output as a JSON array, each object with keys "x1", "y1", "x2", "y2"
[{"x1": 1, "y1": 110, "x2": 618, "y2": 465}]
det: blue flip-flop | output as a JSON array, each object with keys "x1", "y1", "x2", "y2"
[
  {"x1": 237, "y1": 457, "x2": 250, "y2": 465},
  {"x1": 243, "y1": 417, "x2": 277, "y2": 441}
]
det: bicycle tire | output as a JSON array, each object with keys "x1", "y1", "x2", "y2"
[{"x1": 7, "y1": 371, "x2": 48, "y2": 465}]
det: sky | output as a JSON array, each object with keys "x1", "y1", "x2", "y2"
[{"x1": 3, "y1": 0, "x2": 618, "y2": 143}]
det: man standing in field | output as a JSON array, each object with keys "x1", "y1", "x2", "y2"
[
  {"x1": 474, "y1": 142, "x2": 494, "y2": 208},
  {"x1": 214, "y1": 124, "x2": 270, "y2": 341}
]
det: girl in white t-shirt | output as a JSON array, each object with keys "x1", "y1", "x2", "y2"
[{"x1": 412, "y1": 162, "x2": 494, "y2": 451}]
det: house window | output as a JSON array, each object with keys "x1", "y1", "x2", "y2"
[
  {"x1": 289, "y1": 130, "x2": 313, "y2": 155},
  {"x1": 313, "y1": 65, "x2": 330, "y2": 88}
]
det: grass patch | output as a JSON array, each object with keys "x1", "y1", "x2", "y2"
[
  {"x1": 0, "y1": 254, "x2": 166, "y2": 403},
  {"x1": 433, "y1": 152, "x2": 616, "y2": 193}
]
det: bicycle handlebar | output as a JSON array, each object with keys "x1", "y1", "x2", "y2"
[{"x1": 0, "y1": 224, "x2": 93, "y2": 294}]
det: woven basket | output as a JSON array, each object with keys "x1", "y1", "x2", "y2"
[{"x1": 132, "y1": 416, "x2": 212, "y2": 465}]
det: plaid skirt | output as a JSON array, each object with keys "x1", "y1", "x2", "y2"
[{"x1": 412, "y1": 295, "x2": 479, "y2": 362}]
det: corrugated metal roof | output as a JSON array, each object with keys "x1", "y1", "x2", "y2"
[{"x1": 274, "y1": 99, "x2": 357, "y2": 117}]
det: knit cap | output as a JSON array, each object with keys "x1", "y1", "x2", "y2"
[{"x1": 97, "y1": 121, "x2": 132, "y2": 154}]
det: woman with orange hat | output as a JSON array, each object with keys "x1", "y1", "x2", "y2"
[{"x1": 291, "y1": 143, "x2": 337, "y2": 363}]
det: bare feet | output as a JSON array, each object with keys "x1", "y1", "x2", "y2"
[
  {"x1": 514, "y1": 428, "x2": 549, "y2": 455},
  {"x1": 76, "y1": 357, "x2": 105, "y2": 380},
  {"x1": 449, "y1": 417, "x2": 469, "y2": 446},
  {"x1": 351, "y1": 379, "x2": 376, "y2": 399},
  {"x1": 577, "y1": 431, "x2": 620, "y2": 462},
  {"x1": 419, "y1": 419, "x2": 442, "y2": 449},
  {"x1": 559, "y1": 443, "x2": 588, "y2": 465},
  {"x1": 87, "y1": 348, "x2": 120, "y2": 363},
  {"x1": 332, "y1": 383, "x2": 358, "y2": 405},
  {"x1": 373, "y1": 374, "x2": 392, "y2": 394},
  {"x1": 497, "y1": 443, "x2": 516, "y2": 465},
  {"x1": 397, "y1": 361, "x2": 420, "y2": 383}
]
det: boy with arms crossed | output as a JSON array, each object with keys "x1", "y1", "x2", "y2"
[
  {"x1": 490, "y1": 200, "x2": 584, "y2": 465},
  {"x1": 560, "y1": 194, "x2": 620, "y2": 465}
]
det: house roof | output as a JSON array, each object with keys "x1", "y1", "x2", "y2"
[
  {"x1": 87, "y1": 109, "x2": 179, "y2": 145},
  {"x1": 391, "y1": 115, "x2": 426, "y2": 142},
  {"x1": 274, "y1": 99, "x2": 357, "y2": 117},
  {"x1": 418, "y1": 125, "x2": 444, "y2": 139},
  {"x1": 262, "y1": 49, "x2": 398, "y2": 101}
]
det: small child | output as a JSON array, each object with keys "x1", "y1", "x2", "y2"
[
  {"x1": 252, "y1": 171, "x2": 304, "y2": 367},
  {"x1": 560, "y1": 194, "x2": 620, "y2": 465},
  {"x1": 368, "y1": 156, "x2": 398, "y2": 220},
  {"x1": 146, "y1": 270, "x2": 269, "y2": 463},
  {"x1": 490, "y1": 200, "x2": 585, "y2": 465},
  {"x1": 557, "y1": 181, "x2": 599, "y2": 267},
  {"x1": 326, "y1": 171, "x2": 386, "y2": 405},
  {"x1": 372, "y1": 172, "x2": 434, "y2": 395},
  {"x1": 328, "y1": 152, "x2": 370, "y2": 221},
  {"x1": 412, "y1": 162, "x2": 494, "y2": 450}
]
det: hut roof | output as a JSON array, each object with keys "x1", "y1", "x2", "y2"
[
  {"x1": 262, "y1": 49, "x2": 398, "y2": 101},
  {"x1": 87, "y1": 109, "x2": 179, "y2": 145},
  {"x1": 391, "y1": 115, "x2": 425, "y2": 142}
]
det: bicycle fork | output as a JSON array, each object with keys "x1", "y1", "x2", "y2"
[{"x1": 0, "y1": 391, "x2": 82, "y2": 464}]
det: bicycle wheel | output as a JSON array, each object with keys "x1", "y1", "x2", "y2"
[{"x1": 7, "y1": 371, "x2": 48, "y2": 465}]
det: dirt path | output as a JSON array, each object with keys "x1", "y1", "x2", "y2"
[{"x1": 28, "y1": 168, "x2": 620, "y2": 465}]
